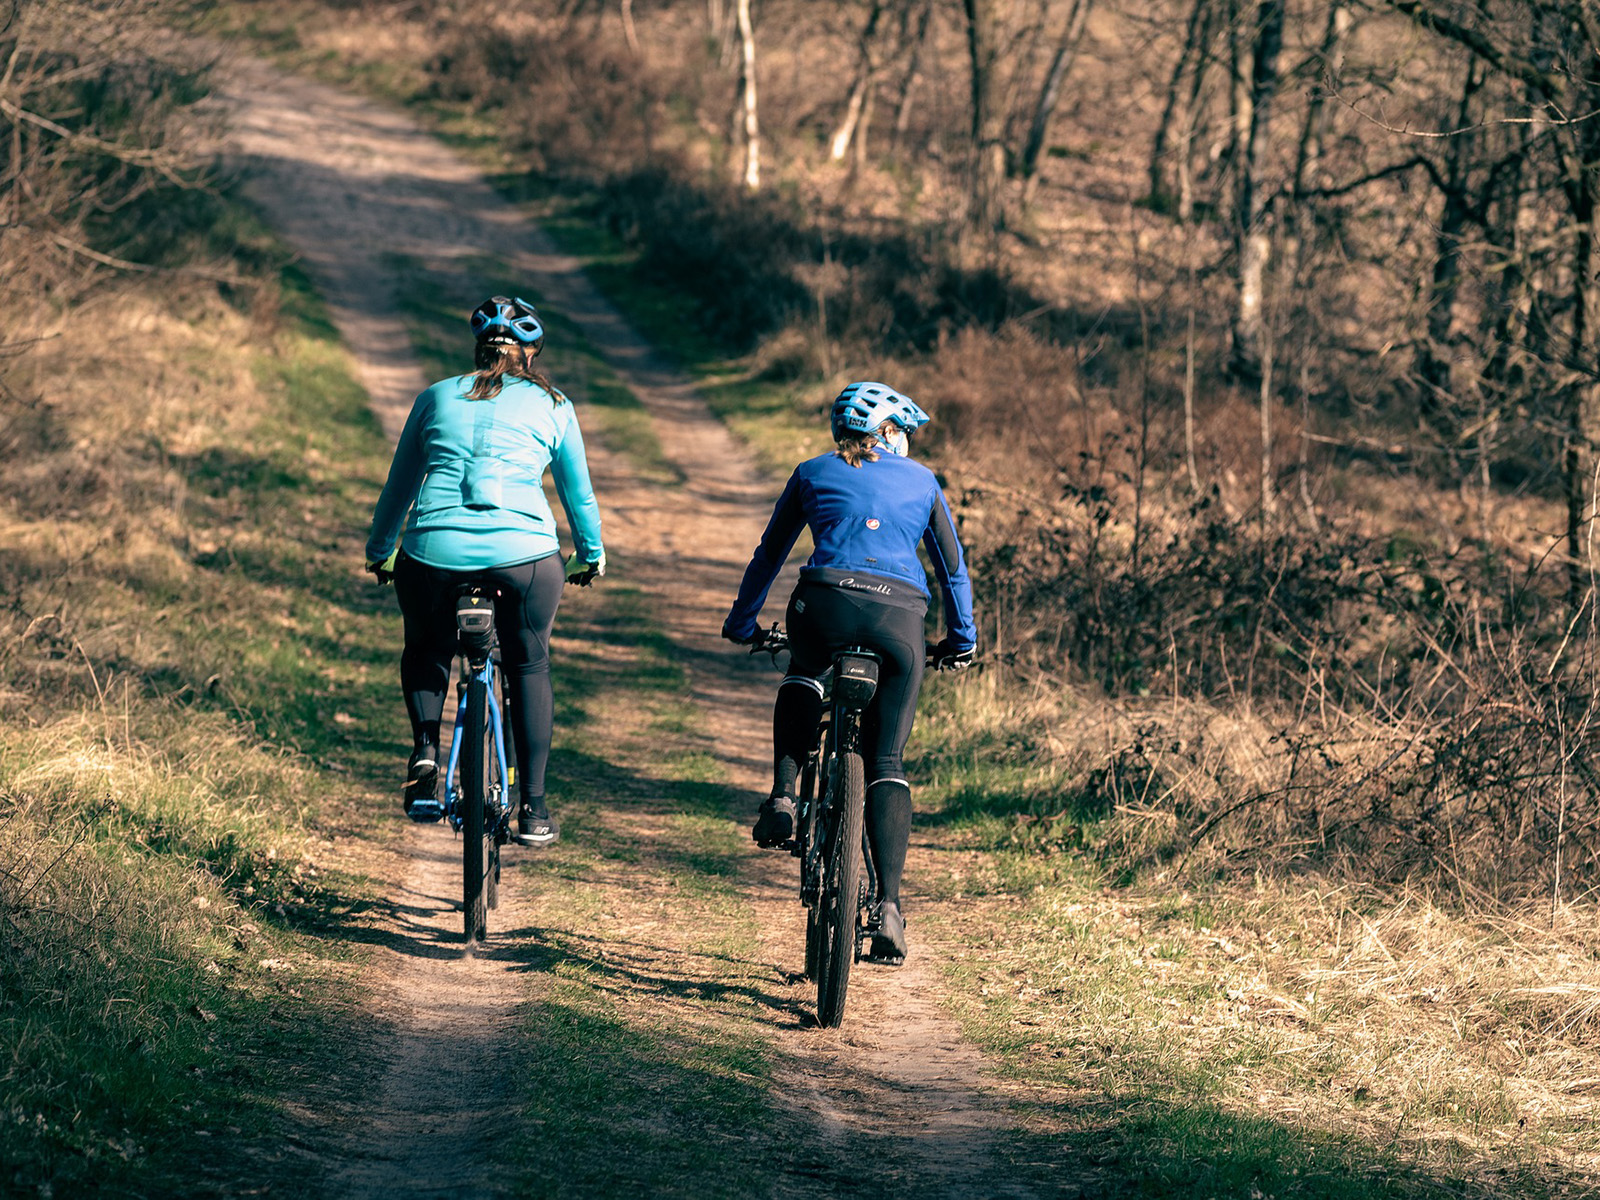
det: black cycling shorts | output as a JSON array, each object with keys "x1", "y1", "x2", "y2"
[{"x1": 785, "y1": 579, "x2": 925, "y2": 780}]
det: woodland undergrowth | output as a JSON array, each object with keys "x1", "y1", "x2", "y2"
[{"x1": 360, "y1": 2, "x2": 1600, "y2": 905}]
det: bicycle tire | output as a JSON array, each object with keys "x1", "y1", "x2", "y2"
[
  {"x1": 488, "y1": 669, "x2": 512, "y2": 912},
  {"x1": 485, "y1": 744, "x2": 501, "y2": 914},
  {"x1": 462, "y1": 674, "x2": 491, "y2": 943},
  {"x1": 799, "y1": 754, "x2": 822, "y2": 980},
  {"x1": 815, "y1": 749, "x2": 864, "y2": 1027}
]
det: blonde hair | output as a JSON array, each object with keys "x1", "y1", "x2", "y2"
[{"x1": 466, "y1": 342, "x2": 566, "y2": 402}]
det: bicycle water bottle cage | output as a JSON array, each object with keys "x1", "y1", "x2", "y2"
[
  {"x1": 456, "y1": 593, "x2": 496, "y2": 664},
  {"x1": 833, "y1": 654, "x2": 879, "y2": 712}
]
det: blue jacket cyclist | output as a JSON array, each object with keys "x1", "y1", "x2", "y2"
[
  {"x1": 722, "y1": 381, "x2": 977, "y2": 965},
  {"x1": 366, "y1": 296, "x2": 606, "y2": 846}
]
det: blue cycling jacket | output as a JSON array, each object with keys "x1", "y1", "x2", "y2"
[
  {"x1": 723, "y1": 451, "x2": 977, "y2": 649},
  {"x1": 365, "y1": 375, "x2": 604, "y2": 572}
]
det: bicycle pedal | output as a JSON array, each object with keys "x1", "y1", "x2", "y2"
[{"x1": 406, "y1": 798, "x2": 445, "y2": 824}]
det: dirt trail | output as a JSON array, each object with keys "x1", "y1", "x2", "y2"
[{"x1": 220, "y1": 57, "x2": 1035, "y2": 1199}]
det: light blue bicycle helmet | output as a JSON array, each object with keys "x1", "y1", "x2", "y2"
[
  {"x1": 829, "y1": 381, "x2": 930, "y2": 445},
  {"x1": 470, "y1": 295, "x2": 544, "y2": 352}
]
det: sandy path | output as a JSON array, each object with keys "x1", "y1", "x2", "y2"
[{"x1": 219, "y1": 57, "x2": 1034, "y2": 1199}]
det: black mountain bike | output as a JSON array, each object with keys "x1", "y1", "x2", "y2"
[
  {"x1": 444, "y1": 588, "x2": 514, "y2": 944},
  {"x1": 755, "y1": 627, "x2": 899, "y2": 1028}
]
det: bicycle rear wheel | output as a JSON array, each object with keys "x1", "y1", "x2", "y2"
[
  {"x1": 461, "y1": 674, "x2": 492, "y2": 943},
  {"x1": 815, "y1": 749, "x2": 864, "y2": 1028}
]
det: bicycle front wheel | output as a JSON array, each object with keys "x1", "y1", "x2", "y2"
[
  {"x1": 461, "y1": 675, "x2": 492, "y2": 943},
  {"x1": 815, "y1": 750, "x2": 864, "y2": 1028}
]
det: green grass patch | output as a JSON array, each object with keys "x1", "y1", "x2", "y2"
[
  {"x1": 0, "y1": 198, "x2": 399, "y2": 1194},
  {"x1": 489, "y1": 583, "x2": 782, "y2": 1195}
]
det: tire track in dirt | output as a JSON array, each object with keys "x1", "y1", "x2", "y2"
[{"x1": 219, "y1": 57, "x2": 1038, "y2": 1199}]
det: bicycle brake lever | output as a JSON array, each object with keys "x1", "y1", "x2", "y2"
[{"x1": 749, "y1": 623, "x2": 788, "y2": 661}]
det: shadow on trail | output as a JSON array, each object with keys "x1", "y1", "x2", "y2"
[
  {"x1": 985, "y1": 1094, "x2": 1570, "y2": 1200},
  {"x1": 490, "y1": 925, "x2": 810, "y2": 1021}
]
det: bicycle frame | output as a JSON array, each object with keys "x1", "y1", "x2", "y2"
[
  {"x1": 797, "y1": 676, "x2": 882, "y2": 915},
  {"x1": 449, "y1": 587, "x2": 516, "y2": 943},
  {"x1": 444, "y1": 654, "x2": 511, "y2": 830}
]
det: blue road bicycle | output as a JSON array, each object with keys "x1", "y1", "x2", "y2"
[{"x1": 447, "y1": 588, "x2": 514, "y2": 944}]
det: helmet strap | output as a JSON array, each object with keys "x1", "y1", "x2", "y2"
[{"x1": 877, "y1": 427, "x2": 909, "y2": 457}]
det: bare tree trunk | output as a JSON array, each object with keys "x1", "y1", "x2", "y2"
[
  {"x1": 1229, "y1": 0, "x2": 1284, "y2": 382},
  {"x1": 852, "y1": 87, "x2": 878, "y2": 173},
  {"x1": 1291, "y1": 3, "x2": 1349, "y2": 199},
  {"x1": 1228, "y1": 0, "x2": 1252, "y2": 224},
  {"x1": 709, "y1": 0, "x2": 737, "y2": 67},
  {"x1": 1418, "y1": 61, "x2": 1482, "y2": 423},
  {"x1": 1175, "y1": 4, "x2": 1218, "y2": 223},
  {"x1": 1185, "y1": 241, "x2": 1201, "y2": 492},
  {"x1": 1564, "y1": 165, "x2": 1598, "y2": 612},
  {"x1": 621, "y1": 0, "x2": 639, "y2": 54},
  {"x1": 1287, "y1": 2, "x2": 1349, "y2": 285},
  {"x1": 891, "y1": 0, "x2": 934, "y2": 154},
  {"x1": 831, "y1": 2, "x2": 887, "y2": 162},
  {"x1": 1018, "y1": 0, "x2": 1093, "y2": 199},
  {"x1": 736, "y1": 0, "x2": 760, "y2": 190},
  {"x1": 1149, "y1": 0, "x2": 1209, "y2": 212},
  {"x1": 1261, "y1": 298, "x2": 1276, "y2": 518},
  {"x1": 963, "y1": 0, "x2": 1010, "y2": 229}
]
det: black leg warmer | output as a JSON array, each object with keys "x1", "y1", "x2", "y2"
[{"x1": 865, "y1": 779, "x2": 912, "y2": 906}]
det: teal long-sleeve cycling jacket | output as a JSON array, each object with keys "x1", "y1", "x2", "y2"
[{"x1": 365, "y1": 375, "x2": 604, "y2": 572}]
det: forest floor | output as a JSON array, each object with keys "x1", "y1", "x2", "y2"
[{"x1": 172, "y1": 47, "x2": 1600, "y2": 1200}]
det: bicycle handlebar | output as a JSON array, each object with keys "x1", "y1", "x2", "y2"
[{"x1": 748, "y1": 623, "x2": 789, "y2": 664}]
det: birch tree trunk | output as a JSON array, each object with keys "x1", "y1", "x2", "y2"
[
  {"x1": 830, "y1": 1, "x2": 886, "y2": 162},
  {"x1": 736, "y1": 0, "x2": 760, "y2": 190},
  {"x1": 1229, "y1": 0, "x2": 1284, "y2": 382}
]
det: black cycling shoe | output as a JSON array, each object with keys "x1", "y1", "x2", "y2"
[
  {"x1": 403, "y1": 746, "x2": 443, "y2": 823},
  {"x1": 866, "y1": 900, "x2": 907, "y2": 966},
  {"x1": 513, "y1": 805, "x2": 559, "y2": 847},
  {"x1": 752, "y1": 793, "x2": 797, "y2": 848}
]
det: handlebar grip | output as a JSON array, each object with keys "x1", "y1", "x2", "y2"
[{"x1": 749, "y1": 623, "x2": 789, "y2": 658}]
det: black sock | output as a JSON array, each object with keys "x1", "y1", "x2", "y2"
[
  {"x1": 774, "y1": 756, "x2": 801, "y2": 799},
  {"x1": 520, "y1": 791, "x2": 548, "y2": 819},
  {"x1": 415, "y1": 725, "x2": 440, "y2": 753},
  {"x1": 866, "y1": 780, "x2": 912, "y2": 907},
  {"x1": 773, "y1": 681, "x2": 823, "y2": 797}
]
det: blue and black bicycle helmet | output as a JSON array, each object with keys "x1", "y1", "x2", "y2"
[
  {"x1": 830, "y1": 381, "x2": 929, "y2": 442},
  {"x1": 470, "y1": 295, "x2": 544, "y2": 352}
]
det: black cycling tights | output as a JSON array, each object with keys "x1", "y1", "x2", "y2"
[
  {"x1": 774, "y1": 581, "x2": 925, "y2": 905},
  {"x1": 393, "y1": 551, "x2": 564, "y2": 805}
]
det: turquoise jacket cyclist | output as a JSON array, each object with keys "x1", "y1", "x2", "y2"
[
  {"x1": 366, "y1": 295, "x2": 604, "y2": 849},
  {"x1": 365, "y1": 375, "x2": 603, "y2": 570}
]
